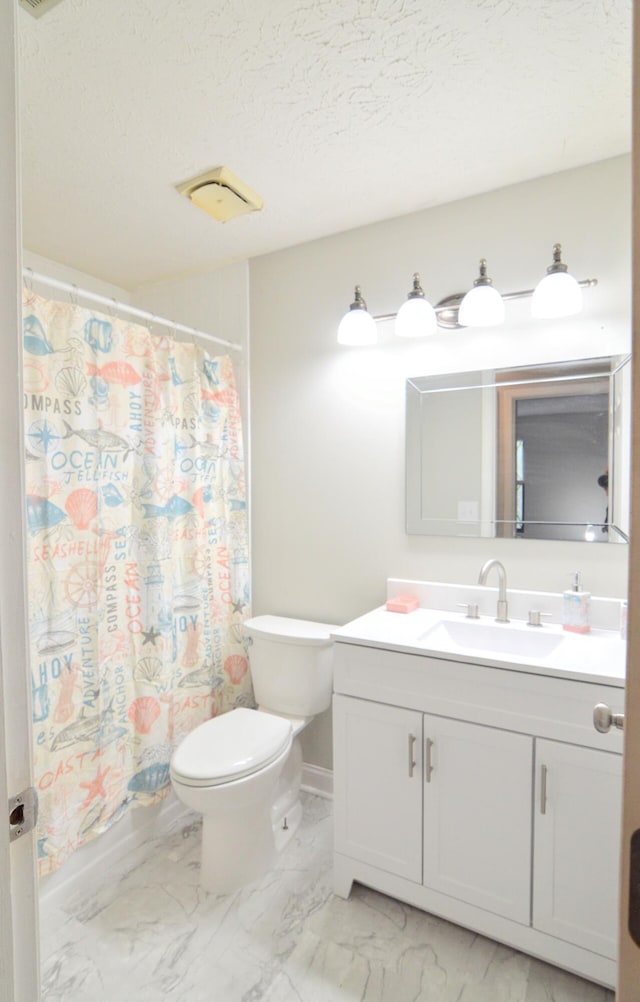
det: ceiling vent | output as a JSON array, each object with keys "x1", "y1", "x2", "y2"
[
  {"x1": 176, "y1": 166, "x2": 264, "y2": 224},
  {"x1": 19, "y1": 0, "x2": 65, "y2": 17}
]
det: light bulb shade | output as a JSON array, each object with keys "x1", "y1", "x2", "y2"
[
  {"x1": 395, "y1": 296, "x2": 437, "y2": 337},
  {"x1": 531, "y1": 271, "x2": 583, "y2": 319},
  {"x1": 458, "y1": 284, "x2": 505, "y2": 327},
  {"x1": 337, "y1": 306, "x2": 377, "y2": 345}
]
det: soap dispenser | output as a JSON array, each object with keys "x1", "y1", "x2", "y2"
[{"x1": 562, "y1": 571, "x2": 591, "y2": 634}]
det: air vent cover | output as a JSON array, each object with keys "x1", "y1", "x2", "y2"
[
  {"x1": 19, "y1": 0, "x2": 64, "y2": 17},
  {"x1": 176, "y1": 166, "x2": 264, "y2": 223}
]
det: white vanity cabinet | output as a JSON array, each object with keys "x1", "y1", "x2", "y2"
[
  {"x1": 333, "y1": 697, "x2": 423, "y2": 882},
  {"x1": 332, "y1": 638, "x2": 624, "y2": 989},
  {"x1": 533, "y1": 739, "x2": 622, "y2": 959},
  {"x1": 421, "y1": 713, "x2": 532, "y2": 924}
]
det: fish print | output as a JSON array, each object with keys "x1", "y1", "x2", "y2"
[
  {"x1": 191, "y1": 484, "x2": 214, "y2": 518},
  {"x1": 26, "y1": 495, "x2": 67, "y2": 535},
  {"x1": 178, "y1": 665, "x2": 223, "y2": 689},
  {"x1": 127, "y1": 762, "x2": 171, "y2": 794},
  {"x1": 62, "y1": 420, "x2": 134, "y2": 460},
  {"x1": 23, "y1": 315, "x2": 55, "y2": 356},
  {"x1": 189, "y1": 434, "x2": 225, "y2": 459},
  {"x1": 101, "y1": 483, "x2": 126, "y2": 507},
  {"x1": 37, "y1": 631, "x2": 76, "y2": 655},
  {"x1": 50, "y1": 701, "x2": 114, "y2": 751},
  {"x1": 202, "y1": 359, "x2": 220, "y2": 386},
  {"x1": 84, "y1": 318, "x2": 113, "y2": 354},
  {"x1": 86, "y1": 361, "x2": 141, "y2": 387},
  {"x1": 141, "y1": 495, "x2": 193, "y2": 520},
  {"x1": 173, "y1": 593, "x2": 201, "y2": 612}
]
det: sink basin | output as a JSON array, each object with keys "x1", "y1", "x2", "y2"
[{"x1": 418, "y1": 618, "x2": 565, "y2": 658}]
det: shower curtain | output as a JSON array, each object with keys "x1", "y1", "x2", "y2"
[{"x1": 23, "y1": 290, "x2": 251, "y2": 876}]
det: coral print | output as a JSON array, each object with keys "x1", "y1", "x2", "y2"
[{"x1": 24, "y1": 290, "x2": 251, "y2": 877}]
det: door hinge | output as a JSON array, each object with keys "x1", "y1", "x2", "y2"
[{"x1": 8, "y1": 787, "x2": 38, "y2": 843}]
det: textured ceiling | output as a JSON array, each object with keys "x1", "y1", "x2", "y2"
[{"x1": 18, "y1": 0, "x2": 631, "y2": 290}]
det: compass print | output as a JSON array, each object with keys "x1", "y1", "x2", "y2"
[{"x1": 27, "y1": 419, "x2": 60, "y2": 456}]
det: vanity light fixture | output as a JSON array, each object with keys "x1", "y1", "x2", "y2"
[
  {"x1": 458, "y1": 258, "x2": 505, "y2": 328},
  {"x1": 337, "y1": 285, "x2": 378, "y2": 345},
  {"x1": 337, "y1": 246, "x2": 597, "y2": 343},
  {"x1": 531, "y1": 243, "x2": 583, "y2": 319},
  {"x1": 394, "y1": 273, "x2": 437, "y2": 338}
]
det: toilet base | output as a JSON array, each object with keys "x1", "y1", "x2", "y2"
[{"x1": 197, "y1": 737, "x2": 305, "y2": 895}]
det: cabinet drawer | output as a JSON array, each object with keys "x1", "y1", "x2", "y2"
[{"x1": 334, "y1": 642, "x2": 624, "y2": 752}]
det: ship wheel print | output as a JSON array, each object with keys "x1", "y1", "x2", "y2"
[
  {"x1": 64, "y1": 561, "x2": 100, "y2": 609},
  {"x1": 191, "y1": 545, "x2": 211, "y2": 580}
]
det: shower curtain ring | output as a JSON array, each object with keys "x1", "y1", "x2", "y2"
[
  {"x1": 24, "y1": 267, "x2": 34, "y2": 293},
  {"x1": 110, "y1": 297, "x2": 118, "y2": 319},
  {"x1": 70, "y1": 284, "x2": 79, "y2": 306}
]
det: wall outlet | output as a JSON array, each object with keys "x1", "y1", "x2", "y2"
[{"x1": 458, "y1": 501, "x2": 480, "y2": 522}]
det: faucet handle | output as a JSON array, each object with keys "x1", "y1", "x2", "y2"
[
  {"x1": 457, "y1": 602, "x2": 480, "y2": 620},
  {"x1": 527, "y1": 610, "x2": 552, "y2": 628}
]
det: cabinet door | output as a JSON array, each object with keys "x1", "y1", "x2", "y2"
[
  {"x1": 333, "y1": 695, "x2": 423, "y2": 882},
  {"x1": 422, "y1": 714, "x2": 533, "y2": 924},
  {"x1": 533, "y1": 739, "x2": 622, "y2": 958}
]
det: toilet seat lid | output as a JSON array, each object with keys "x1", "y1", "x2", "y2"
[{"x1": 170, "y1": 707, "x2": 292, "y2": 787}]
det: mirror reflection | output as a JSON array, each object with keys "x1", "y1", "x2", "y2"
[{"x1": 406, "y1": 356, "x2": 630, "y2": 542}]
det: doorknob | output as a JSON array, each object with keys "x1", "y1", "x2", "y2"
[{"x1": 593, "y1": 702, "x2": 625, "y2": 733}]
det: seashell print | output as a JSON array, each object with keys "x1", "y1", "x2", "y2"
[
  {"x1": 84, "y1": 317, "x2": 113, "y2": 354},
  {"x1": 127, "y1": 762, "x2": 170, "y2": 794},
  {"x1": 64, "y1": 488, "x2": 99, "y2": 530},
  {"x1": 128, "y1": 696, "x2": 161, "y2": 734},
  {"x1": 55, "y1": 366, "x2": 87, "y2": 398},
  {"x1": 133, "y1": 656, "x2": 164, "y2": 688},
  {"x1": 224, "y1": 655, "x2": 248, "y2": 685},
  {"x1": 37, "y1": 630, "x2": 76, "y2": 655}
]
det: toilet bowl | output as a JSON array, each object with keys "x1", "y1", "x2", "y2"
[{"x1": 170, "y1": 615, "x2": 336, "y2": 894}]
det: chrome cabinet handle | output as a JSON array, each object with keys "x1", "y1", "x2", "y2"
[
  {"x1": 593, "y1": 702, "x2": 625, "y2": 733},
  {"x1": 408, "y1": 734, "x2": 417, "y2": 778},
  {"x1": 540, "y1": 764, "x2": 548, "y2": 815},
  {"x1": 425, "y1": 738, "x2": 434, "y2": 783}
]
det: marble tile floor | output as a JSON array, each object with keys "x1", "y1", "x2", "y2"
[{"x1": 40, "y1": 794, "x2": 614, "y2": 1002}]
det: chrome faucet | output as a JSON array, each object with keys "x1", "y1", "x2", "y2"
[{"x1": 478, "y1": 559, "x2": 509, "y2": 622}]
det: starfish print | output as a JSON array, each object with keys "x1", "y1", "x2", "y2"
[
  {"x1": 232, "y1": 598, "x2": 245, "y2": 614},
  {"x1": 142, "y1": 625, "x2": 161, "y2": 646},
  {"x1": 79, "y1": 766, "x2": 110, "y2": 807}
]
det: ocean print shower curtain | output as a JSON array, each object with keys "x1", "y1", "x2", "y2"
[{"x1": 23, "y1": 290, "x2": 251, "y2": 876}]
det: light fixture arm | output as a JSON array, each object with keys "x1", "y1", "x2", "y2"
[{"x1": 371, "y1": 277, "x2": 597, "y2": 328}]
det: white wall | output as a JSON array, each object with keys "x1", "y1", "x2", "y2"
[{"x1": 250, "y1": 155, "x2": 631, "y2": 769}]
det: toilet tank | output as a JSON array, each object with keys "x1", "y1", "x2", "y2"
[{"x1": 244, "y1": 615, "x2": 337, "y2": 717}]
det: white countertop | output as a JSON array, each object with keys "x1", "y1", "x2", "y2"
[{"x1": 332, "y1": 606, "x2": 626, "y2": 687}]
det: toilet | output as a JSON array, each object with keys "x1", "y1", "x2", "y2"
[{"x1": 170, "y1": 615, "x2": 336, "y2": 894}]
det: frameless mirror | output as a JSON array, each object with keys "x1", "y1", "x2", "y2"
[{"x1": 406, "y1": 355, "x2": 630, "y2": 542}]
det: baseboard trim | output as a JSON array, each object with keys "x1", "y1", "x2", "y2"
[
  {"x1": 39, "y1": 792, "x2": 193, "y2": 910},
  {"x1": 301, "y1": 763, "x2": 333, "y2": 799}
]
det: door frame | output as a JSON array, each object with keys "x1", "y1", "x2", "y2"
[
  {"x1": 0, "y1": 2, "x2": 40, "y2": 1000},
  {"x1": 618, "y1": 3, "x2": 640, "y2": 994}
]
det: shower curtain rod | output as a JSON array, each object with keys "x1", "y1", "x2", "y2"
[{"x1": 22, "y1": 268, "x2": 243, "y2": 352}]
